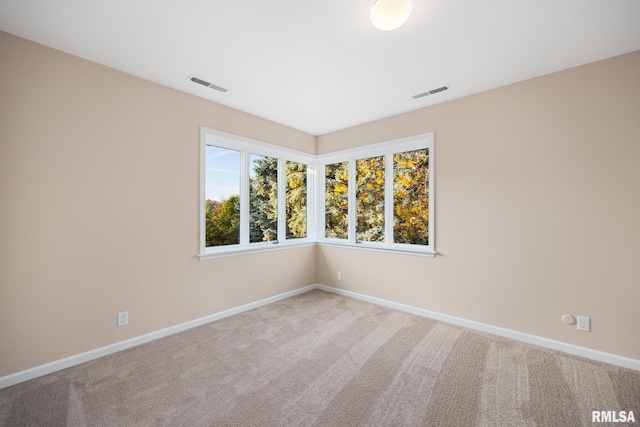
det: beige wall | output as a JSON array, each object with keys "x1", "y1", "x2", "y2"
[
  {"x1": 317, "y1": 50, "x2": 640, "y2": 360},
  {"x1": 1, "y1": 29, "x2": 638, "y2": 378},
  {"x1": 0, "y1": 32, "x2": 317, "y2": 376}
]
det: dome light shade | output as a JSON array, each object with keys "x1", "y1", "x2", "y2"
[{"x1": 370, "y1": 0, "x2": 412, "y2": 31}]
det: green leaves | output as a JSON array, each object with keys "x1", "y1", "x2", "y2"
[
  {"x1": 286, "y1": 161, "x2": 307, "y2": 239},
  {"x1": 206, "y1": 158, "x2": 309, "y2": 246},
  {"x1": 250, "y1": 155, "x2": 278, "y2": 242},
  {"x1": 205, "y1": 195, "x2": 240, "y2": 247}
]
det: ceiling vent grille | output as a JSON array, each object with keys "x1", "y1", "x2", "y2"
[
  {"x1": 187, "y1": 75, "x2": 228, "y2": 93},
  {"x1": 412, "y1": 85, "x2": 450, "y2": 100}
]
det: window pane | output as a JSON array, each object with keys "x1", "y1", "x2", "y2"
[
  {"x1": 286, "y1": 161, "x2": 307, "y2": 239},
  {"x1": 325, "y1": 162, "x2": 349, "y2": 239},
  {"x1": 249, "y1": 154, "x2": 278, "y2": 243},
  {"x1": 394, "y1": 148, "x2": 429, "y2": 245},
  {"x1": 205, "y1": 145, "x2": 240, "y2": 247},
  {"x1": 356, "y1": 156, "x2": 385, "y2": 242}
]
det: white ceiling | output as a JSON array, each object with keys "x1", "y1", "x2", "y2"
[{"x1": 1, "y1": 1, "x2": 639, "y2": 135}]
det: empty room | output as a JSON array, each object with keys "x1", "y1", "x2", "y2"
[{"x1": 1, "y1": 1, "x2": 639, "y2": 426}]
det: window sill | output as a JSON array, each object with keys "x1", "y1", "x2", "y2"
[
  {"x1": 317, "y1": 240, "x2": 436, "y2": 257},
  {"x1": 198, "y1": 240, "x2": 316, "y2": 260},
  {"x1": 199, "y1": 240, "x2": 436, "y2": 260}
]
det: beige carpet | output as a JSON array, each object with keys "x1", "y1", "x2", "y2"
[{"x1": 1, "y1": 290, "x2": 638, "y2": 426}]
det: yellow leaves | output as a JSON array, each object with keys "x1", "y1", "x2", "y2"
[
  {"x1": 392, "y1": 148, "x2": 429, "y2": 245},
  {"x1": 355, "y1": 156, "x2": 385, "y2": 241},
  {"x1": 325, "y1": 149, "x2": 429, "y2": 244},
  {"x1": 286, "y1": 161, "x2": 308, "y2": 238},
  {"x1": 325, "y1": 162, "x2": 349, "y2": 238},
  {"x1": 335, "y1": 183, "x2": 348, "y2": 194}
]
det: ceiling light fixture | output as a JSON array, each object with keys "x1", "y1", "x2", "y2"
[{"x1": 370, "y1": 0, "x2": 412, "y2": 31}]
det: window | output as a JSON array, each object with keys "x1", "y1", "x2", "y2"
[
  {"x1": 356, "y1": 155, "x2": 385, "y2": 242},
  {"x1": 200, "y1": 128, "x2": 314, "y2": 259},
  {"x1": 319, "y1": 132, "x2": 434, "y2": 255},
  {"x1": 286, "y1": 161, "x2": 308, "y2": 239},
  {"x1": 324, "y1": 162, "x2": 349, "y2": 239},
  {"x1": 204, "y1": 145, "x2": 240, "y2": 247},
  {"x1": 393, "y1": 148, "x2": 429, "y2": 245},
  {"x1": 249, "y1": 153, "x2": 278, "y2": 243},
  {"x1": 200, "y1": 129, "x2": 433, "y2": 258}
]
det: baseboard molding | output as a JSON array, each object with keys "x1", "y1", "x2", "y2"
[
  {"x1": 2, "y1": 282, "x2": 638, "y2": 389},
  {"x1": 0, "y1": 284, "x2": 316, "y2": 389},
  {"x1": 315, "y1": 284, "x2": 640, "y2": 372}
]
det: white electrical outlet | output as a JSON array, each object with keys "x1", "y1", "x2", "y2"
[
  {"x1": 337, "y1": 272, "x2": 342, "y2": 281},
  {"x1": 577, "y1": 315, "x2": 590, "y2": 332},
  {"x1": 117, "y1": 311, "x2": 129, "y2": 327}
]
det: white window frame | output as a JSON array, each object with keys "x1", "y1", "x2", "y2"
[
  {"x1": 199, "y1": 128, "x2": 434, "y2": 259},
  {"x1": 317, "y1": 132, "x2": 435, "y2": 257},
  {"x1": 199, "y1": 127, "x2": 316, "y2": 260}
]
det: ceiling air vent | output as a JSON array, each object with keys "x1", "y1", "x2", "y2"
[
  {"x1": 187, "y1": 75, "x2": 228, "y2": 93},
  {"x1": 412, "y1": 85, "x2": 450, "y2": 100}
]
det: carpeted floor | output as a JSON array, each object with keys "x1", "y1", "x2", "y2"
[{"x1": 1, "y1": 289, "x2": 638, "y2": 426}]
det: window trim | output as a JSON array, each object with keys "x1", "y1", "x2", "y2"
[
  {"x1": 317, "y1": 132, "x2": 435, "y2": 256},
  {"x1": 199, "y1": 127, "x2": 316, "y2": 260},
  {"x1": 199, "y1": 128, "x2": 434, "y2": 259}
]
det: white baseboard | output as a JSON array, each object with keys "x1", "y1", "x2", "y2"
[
  {"x1": 315, "y1": 284, "x2": 640, "y2": 372},
  {"x1": 0, "y1": 285, "x2": 316, "y2": 389},
  {"x1": 2, "y1": 282, "x2": 638, "y2": 389}
]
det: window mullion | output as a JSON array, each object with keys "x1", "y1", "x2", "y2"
[
  {"x1": 307, "y1": 162, "x2": 317, "y2": 241},
  {"x1": 316, "y1": 163, "x2": 324, "y2": 240},
  {"x1": 277, "y1": 157, "x2": 286, "y2": 243},
  {"x1": 385, "y1": 152, "x2": 394, "y2": 246},
  {"x1": 348, "y1": 159, "x2": 356, "y2": 243},
  {"x1": 240, "y1": 149, "x2": 250, "y2": 246}
]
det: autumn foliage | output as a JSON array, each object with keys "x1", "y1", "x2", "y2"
[
  {"x1": 206, "y1": 148, "x2": 428, "y2": 247},
  {"x1": 205, "y1": 159, "x2": 307, "y2": 247}
]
